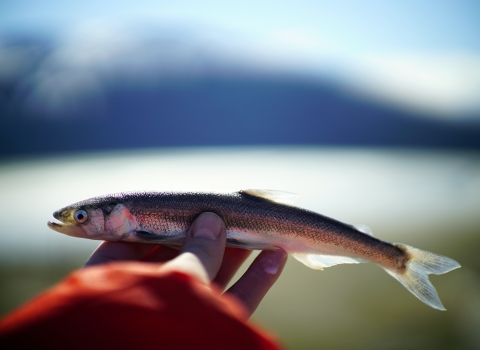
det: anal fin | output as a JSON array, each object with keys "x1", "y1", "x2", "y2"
[{"x1": 293, "y1": 253, "x2": 364, "y2": 270}]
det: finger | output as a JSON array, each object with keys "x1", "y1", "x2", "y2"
[
  {"x1": 141, "y1": 245, "x2": 180, "y2": 263},
  {"x1": 213, "y1": 247, "x2": 252, "y2": 290},
  {"x1": 84, "y1": 241, "x2": 155, "y2": 267},
  {"x1": 226, "y1": 248, "x2": 287, "y2": 319},
  {"x1": 159, "y1": 212, "x2": 226, "y2": 284}
]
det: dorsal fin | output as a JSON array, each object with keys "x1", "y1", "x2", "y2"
[
  {"x1": 352, "y1": 224, "x2": 374, "y2": 236},
  {"x1": 240, "y1": 189, "x2": 298, "y2": 205}
]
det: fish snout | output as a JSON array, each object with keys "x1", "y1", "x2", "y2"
[
  {"x1": 53, "y1": 210, "x2": 62, "y2": 220},
  {"x1": 52, "y1": 208, "x2": 74, "y2": 224}
]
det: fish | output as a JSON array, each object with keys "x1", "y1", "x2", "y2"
[{"x1": 48, "y1": 189, "x2": 460, "y2": 310}]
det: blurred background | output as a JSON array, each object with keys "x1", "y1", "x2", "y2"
[{"x1": 1, "y1": 1, "x2": 480, "y2": 349}]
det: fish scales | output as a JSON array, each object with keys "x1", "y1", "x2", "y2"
[
  {"x1": 124, "y1": 191, "x2": 399, "y2": 263},
  {"x1": 48, "y1": 189, "x2": 460, "y2": 310}
]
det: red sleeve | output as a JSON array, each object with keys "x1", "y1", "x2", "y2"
[{"x1": 0, "y1": 262, "x2": 282, "y2": 350}]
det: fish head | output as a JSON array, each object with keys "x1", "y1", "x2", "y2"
[
  {"x1": 47, "y1": 196, "x2": 138, "y2": 241},
  {"x1": 48, "y1": 202, "x2": 108, "y2": 240}
]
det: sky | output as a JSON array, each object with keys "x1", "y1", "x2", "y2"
[
  {"x1": 1, "y1": 0, "x2": 480, "y2": 118},
  {"x1": 1, "y1": 0, "x2": 479, "y2": 51}
]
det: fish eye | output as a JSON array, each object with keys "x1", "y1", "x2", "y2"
[{"x1": 73, "y1": 209, "x2": 88, "y2": 224}]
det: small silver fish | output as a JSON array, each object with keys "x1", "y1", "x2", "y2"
[{"x1": 48, "y1": 190, "x2": 460, "y2": 310}]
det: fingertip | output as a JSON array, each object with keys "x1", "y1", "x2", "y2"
[
  {"x1": 189, "y1": 212, "x2": 224, "y2": 240},
  {"x1": 259, "y1": 248, "x2": 288, "y2": 275}
]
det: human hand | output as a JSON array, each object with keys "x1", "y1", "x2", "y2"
[{"x1": 84, "y1": 212, "x2": 288, "y2": 318}]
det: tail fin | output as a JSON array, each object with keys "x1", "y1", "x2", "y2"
[{"x1": 382, "y1": 243, "x2": 460, "y2": 310}]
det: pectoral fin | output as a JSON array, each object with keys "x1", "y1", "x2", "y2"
[{"x1": 134, "y1": 231, "x2": 184, "y2": 246}]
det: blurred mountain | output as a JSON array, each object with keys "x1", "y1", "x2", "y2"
[{"x1": 1, "y1": 34, "x2": 480, "y2": 157}]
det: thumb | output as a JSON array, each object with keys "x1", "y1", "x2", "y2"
[{"x1": 160, "y1": 212, "x2": 226, "y2": 284}]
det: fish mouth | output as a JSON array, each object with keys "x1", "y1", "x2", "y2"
[
  {"x1": 48, "y1": 210, "x2": 67, "y2": 232},
  {"x1": 47, "y1": 220, "x2": 64, "y2": 231},
  {"x1": 47, "y1": 220, "x2": 85, "y2": 238}
]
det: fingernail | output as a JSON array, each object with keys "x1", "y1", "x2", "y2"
[
  {"x1": 191, "y1": 212, "x2": 222, "y2": 240},
  {"x1": 262, "y1": 249, "x2": 287, "y2": 275}
]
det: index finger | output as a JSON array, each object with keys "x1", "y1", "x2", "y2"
[{"x1": 84, "y1": 241, "x2": 155, "y2": 267}]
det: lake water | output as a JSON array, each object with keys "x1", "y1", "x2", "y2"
[{"x1": 1, "y1": 146, "x2": 479, "y2": 261}]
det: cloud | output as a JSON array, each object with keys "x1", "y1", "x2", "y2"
[
  {"x1": 340, "y1": 53, "x2": 480, "y2": 118},
  {"x1": 247, "y1": 29, "x2": 480, "y2": 118}
]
